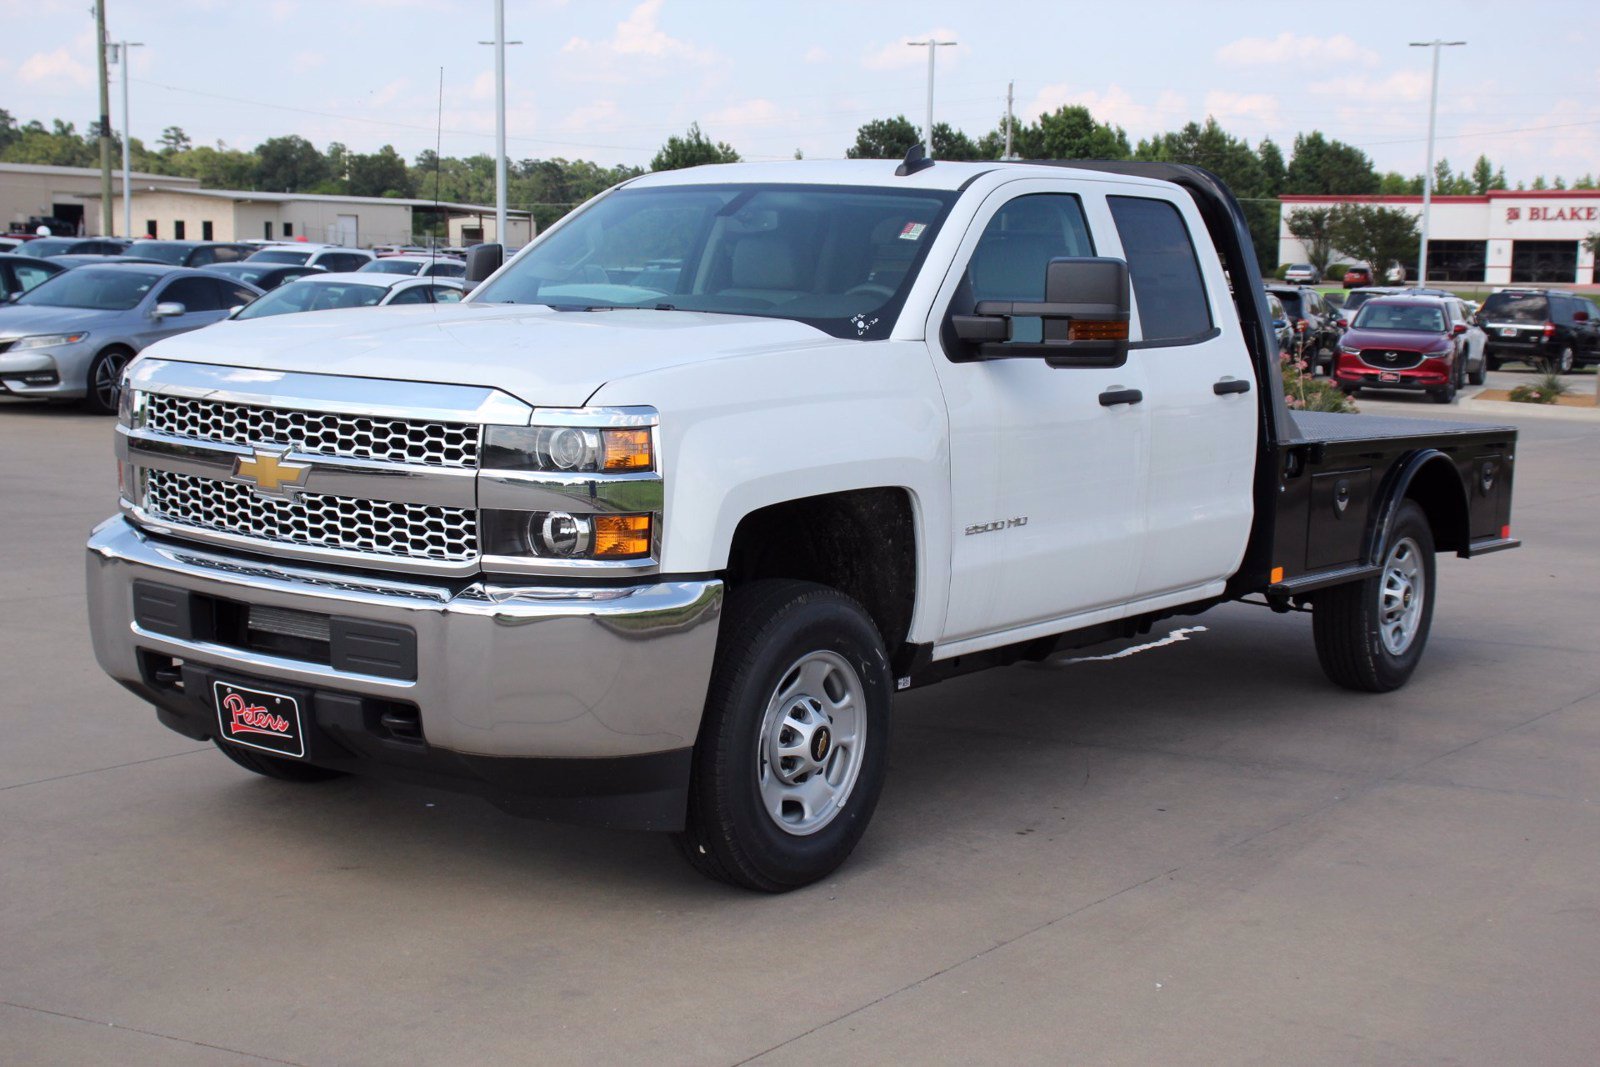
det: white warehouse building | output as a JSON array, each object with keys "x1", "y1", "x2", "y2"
[{"x1": 1278, "y1": 190, "x2": 1600, "y2": 287}]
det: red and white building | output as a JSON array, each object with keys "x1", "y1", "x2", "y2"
[{"x1": 1279, "y1": 190, "x2": 1600, "y2": 287}]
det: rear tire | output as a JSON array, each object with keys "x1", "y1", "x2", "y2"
[
  {"x1": 675, "y1": 579, "x2": 892, "y2": 892},
  {"x1": 1544, "y1": 346, "x2": 1575, "y2": 375},
  {"x1": 1485, "y1": 355, "x2": 1501, "y2": 372},
  {"x1": 213, "y1": 738, "x2": 346, "y2": 782},
  {"x1": 1313, "y1": 500, "x2": 1436, "y2": 692},
  {"x1": 1467, "y1": 356, "x2": 1486, "y2": 386}
]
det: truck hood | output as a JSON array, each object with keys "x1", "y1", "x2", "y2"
[{"x1": 140, "y1": 302, "x2": 838, "y2": 408}]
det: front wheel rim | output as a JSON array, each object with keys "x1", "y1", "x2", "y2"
[
  {"x1": 1378, "y1": 536, "x2": 1426, "y2": 655},
  {"x1": 755, "y1": 650, "x2": 866, "y2": 836},
  {"x1": 93, "y1": 352, "x2": 127, "y2": 410}
]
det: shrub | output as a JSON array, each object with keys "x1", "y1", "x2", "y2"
[
  {"x1": 1280, "y1": 351, "x2": 1357, "y2": 413},
  {"x1": 1509, "y1": 371, "x2": 1570, "y2": 404},
  {"x1": 1274, "y1": 263, "x2": 1290, "y2": 280},
  {"x1": 1326, "y1": 262, "x2": 1351, "y2": 280}
]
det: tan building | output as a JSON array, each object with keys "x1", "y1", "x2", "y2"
[{"x1": 1, "y1": 162, "x2": 199, "y2": 236}]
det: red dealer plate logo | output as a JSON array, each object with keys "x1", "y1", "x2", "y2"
[{"x1": 214, "y1": 680, "x2": 305, "y2": 759}]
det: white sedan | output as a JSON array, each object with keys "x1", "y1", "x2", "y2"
[
  {"x1": 358, "y1": 254, "x2": 466, "y2": 279},
  {"x1": 233, "y1": 273, "x2": 464, "y2": 320}
]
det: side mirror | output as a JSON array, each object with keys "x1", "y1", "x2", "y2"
[
  {"x1": 226, "y1": 305, "x2": 245, "y2": 319},
  {"x1": 1337, "y1": 318, "x2": 1349, "y2": 329},
  {"x1": 152, "y1": 302, "x2": 185, "y2": 319},
  {"x1": 951, "y1": 257, "x2": 1131, "y2": 367},
  {"x1": 1452, "y1": 323, "x2": 1468, "y2": 335},
  {"x1": 464, "y1": 243, "x2": 504, "y2": 286}
]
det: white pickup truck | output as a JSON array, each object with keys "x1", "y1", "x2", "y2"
[{"x1": 87, "y1": 157, "x2": 1519, "y2": 891}]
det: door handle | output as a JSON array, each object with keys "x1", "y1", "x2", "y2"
[
  {"x1": 1213, "y1": 378, "x2": 1251, "y2": 395},
  {"x1": 1098, "y1": 387, "x2": 1143, "y2": 407}
]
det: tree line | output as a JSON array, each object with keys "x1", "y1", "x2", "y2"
[{"x1": 4, "y1": 103, "x2": 1593, "y2": 263}]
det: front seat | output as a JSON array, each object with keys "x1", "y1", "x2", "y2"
[{"x1": 718, "y1": 234, "x2": 804, "y2": 306}]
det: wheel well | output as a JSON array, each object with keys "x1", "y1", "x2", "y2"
[
  {"x1": 1402, "y1": 457, "x2": 1469, "y2": 554},
  {"x1": 725, "y1": 488, "x2": 917, "y2": 658}
]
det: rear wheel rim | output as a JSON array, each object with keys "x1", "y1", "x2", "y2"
[
  {"x1": 1378, "y1": 536, "x2": 1425, "y2": 655},
  {"x1": 92, "y1": 351, "x2": 128, "y2": 411},
  {"x1": 755, "y1": 650, "x2": 866, "y2": 837}
]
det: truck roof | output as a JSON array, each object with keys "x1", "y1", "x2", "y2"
[{"x1": 624, "y1": 158, "x2": 1176, "y2": 192}]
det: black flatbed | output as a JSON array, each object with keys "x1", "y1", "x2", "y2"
[{"x1": 1291, "y1": 410, "x2": 1516, "y2": 444}]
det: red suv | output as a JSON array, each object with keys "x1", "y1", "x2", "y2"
[
  {"x1": 1334, "y1": 296, "x2": 1468, "y2": 403},
  {"x1": 1343, "y1": 265, "x2": 1374, "y2": 288}
]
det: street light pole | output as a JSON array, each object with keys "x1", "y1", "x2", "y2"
[
  {"x1": 113, "y1": 40, "x2": 144, "y2": 238},
  {"x1": 907, "y1": 39, "x2": 956, "y2": 158},
  {"x1": 1409, "y1": 39, "x2": 1465, "y2": 286},
  {"x1": 478, "y1": 1, "x2": 522, "y2": 247},
  {"x1": 94, "y1": 1, "x2": 113, "y2": 236}
]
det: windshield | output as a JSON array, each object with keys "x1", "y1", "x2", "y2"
[
  {"x1": 360, "y1": 259, "x2": 424, "y2": 275},
  {"x1": 1353, "y1": 302, "x2": 1446, "y2": 332},
  {"x1": 249, "y1": 249, "x2": 313, "y2": 265},
  {"x1": 1481, "y1": 292, "x2": 1548, "y2": 323},
  {"x1": 1271, "y1": 291, "x2": 1304, "y2": 318},
  {"x1": 210, "y1": 264, "x2": 268, "y2": 285},
  {"x1": 473, "y1": 184, "x2": 957, "y2": 340},
  {"x1": 15, "y1": 267, "x2": 162, "y2": 310},
  {"x1": 236, "y1": 280, "x2": 388, "y2": 319},
  {"x1": 18, "y1": 238, "x2": 76, "y2": 258},
  {"x1": 1342, "y1": 291, "x2": 1380, "y2": 313},
  {"x1": 125, "y1": 241, "x2": 191, "y2": 265}
]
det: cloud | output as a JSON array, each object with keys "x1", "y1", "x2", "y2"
[
  {"x1": 803, "y1": 46, "x2": 829, "y2": 64},
  {"x1": 267, "y1": 0, "x2": 299, "y2": 22},
  {"x1": 861, "y1": 29, "x2": 965, "y2": 72},
  {"x1": 1216, "y1": 33, "x2": 1379, "y2": 68},
  {"x1": 707, "y1": 98, "x2": 782, "y2": 128},
  {"x1": 18, "y1": 48, "x2": 91, "y2": 87},
  {"x1": 1025, "y1": 84, "x2": 1189, "y2": 137},
  {"x1": 291, "y1": 49, "x2": 325, "y2": 73},
  {"x1": 563, "y1": 100, "x2": 621, "y2": 131},
  {"x1": 369, "y1": 78, "x2": 408, "y2": 108},
  {"x1": 563, "y1": 0, "x2": 716, "y2": 64},
  {"x1": 1202, "y1": 90, "x2": 1284, "y2": 132}
]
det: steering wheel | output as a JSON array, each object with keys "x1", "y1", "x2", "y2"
[{"x1": 844, "y1": 283, "x2": 895, "y2": 301}]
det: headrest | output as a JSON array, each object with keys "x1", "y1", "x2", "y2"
[{"x1": 730, "y1": 235, "x2": 800, "y2": 290}]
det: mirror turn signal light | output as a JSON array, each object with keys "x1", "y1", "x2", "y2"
[{"x1": 1068, "y1": 319, "x2": 1129, "y2": 341}]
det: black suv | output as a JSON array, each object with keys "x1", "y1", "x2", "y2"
[
  {"x1": 1480, "y1": 289, "x2": 1600, "y2": 373},
  {"x1": 1264, "y1": 283, "x2": 1342, "y2": 372}
]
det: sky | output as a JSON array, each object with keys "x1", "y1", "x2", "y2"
[{"x1": 5, "y1": 0, "x2": 1599, "y2": 184}]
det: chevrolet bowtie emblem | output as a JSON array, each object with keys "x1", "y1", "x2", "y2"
[{"x1": 233, "y1": 449, "x2": 310, "y2": 496}]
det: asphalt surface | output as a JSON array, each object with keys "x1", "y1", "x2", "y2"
[{"x1": 2, "y1": 389, "x2": 1597, "y2": 1065}]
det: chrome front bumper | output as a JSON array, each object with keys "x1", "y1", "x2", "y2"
[{"x1": 86, "y1": 516, "x2": 723, "y2": 762}]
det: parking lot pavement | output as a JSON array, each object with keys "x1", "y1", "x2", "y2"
[
  {"x1": 3, "y1": 397, "x2": 1598, "y2": 1065},
  {"x1": 1350, "y1": 363, "x2": 1596, "y2": 416}
]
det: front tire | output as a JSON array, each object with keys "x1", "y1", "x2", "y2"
[
  {"x1": 213, "y1": 738, "x2": 346, "y2": 782},
  {"x1": 1467, "y1": 355, "x2": 1486, "y2": 386},
  {"x1": 1313, "y1": 500, "x2": 1437, "y2": 692},
  {"x1": 675, "y1": 580, "x2": 892, "y2": 892},
  {"x1": 83, "y1": 346, "x2": 133, "y2": 415}
]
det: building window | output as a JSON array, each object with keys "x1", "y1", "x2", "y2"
[
  {"x1": 173, "y1": 220, "x2": 186, "y2": 240},
  {"x1": 202, "y1": 220, "x2": 214, "y2": 241},
  {"x1": 264, "y1": 221, "x2": 273, "y2": 240},
  {"x1": 284, "y1": 222, "x2": 294, "y2": 237},
  {"x1": 1512, "y1": 241, "x2": 1577, "y2": 284},
  {"x1": 1424, "y1": 240, "x2": 1486, "y2": 283},
  {"x1": 146, "y1": 220, "x2": 158, "y2": 238}
]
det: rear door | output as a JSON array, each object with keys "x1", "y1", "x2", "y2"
[{"x1": 1105, "y1": 193, "x2": 1257, "y2": 601}]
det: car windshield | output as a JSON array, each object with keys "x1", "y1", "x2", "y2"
[
  {"x1": 210, "y1": 264, "x2": 268, "y2": 285},
  {"x1": 473, "y1": 183, "x2": 958, "y2": 340},
  {"x1": 249, "y1": 249, "x2": 313, "y2": 265},
  {"x1": 17, "y1": 238, "x2": 76, "y2": 257},
  {"x1": 1271, "y1": 290, "x2": 1304, "y2": 318},
  {"x1": 235, "y1": 280, "x2": 389, "y2": 319},
  {"x1": 125, "y1": 241, "x2": 191, "y2": 265},
  {"x1": 1342, "y1": 291, "x2": 1380, "y2": 313},
  {"x1": 360, "y1": 259, "x2": 423, "y2": 275},
  {"x1": 1353, "y1": 302, "x2": 1446, "y2": 332},
  {"x1": 1481, "y1": 292, "x2": 1548, "y2": 323},
  {"x1": 15, "y1": 267, "x2": 162, "y2": 310}
]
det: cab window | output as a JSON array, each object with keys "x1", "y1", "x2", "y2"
[
  {"x1": 960, "y1": 193, "x2": 1095, "y2": 344},
  {"x1": 1107, "y1": 196, "x2": 1213, "y2": 343}
]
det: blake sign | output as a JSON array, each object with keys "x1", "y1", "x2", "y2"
[{"x1": 1506, "y1": 205, "x2": 1599, "y2": 222}]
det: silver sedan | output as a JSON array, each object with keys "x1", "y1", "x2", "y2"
[{"x1": 0, "y1": 264, "x2": 261, "y2": 413}]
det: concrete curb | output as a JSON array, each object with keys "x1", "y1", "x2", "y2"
[{"x1": 1458, "y1": 394, "x2": 1600, "y2": 421}]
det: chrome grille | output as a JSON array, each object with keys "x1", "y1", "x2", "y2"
[
  {"x1": 143, "y1": 393, "x2": 479, "y2": 468},
  {"x1": 144, "y1": 469, "x2": 476, "y2": 562}
]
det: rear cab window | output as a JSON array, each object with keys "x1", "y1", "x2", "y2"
[{"x1": 1107, "y1": 195, "x2": 1213, "y2": 343}]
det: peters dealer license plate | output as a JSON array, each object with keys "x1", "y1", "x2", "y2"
[
  {"x1": 214, "y1": 680, "x2": 305, "y2": 758},
  {"x1": 1500, "y1": 327, "x2": 1517, "y2": 337},
  {"x1": 1378, "y1": 371, "x2": 1402, "y2": 383}
]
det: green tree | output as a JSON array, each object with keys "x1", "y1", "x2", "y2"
[
  {"x1": 345, "y1": 145, "x2": 413, "y2": 198},
  {"x1": 1329, "y1": 204, "x2": 1420, "y2": 278},
  {"x1": 982, "y1": 105, "x2": 1130, "y2": 161},
  {"x1": 166, "y1": 144, "x2": 259, "y2": 188},
  {"x1": 1137, "y1": 118, "x2": 1276, "y2": 270},
  {"x1": 1470, "y1": 155, "x2": 1495, "y2": 194},
  {"x1": 1257, "y1": 137, "x2": 1286, "y2": 196},
  {"x1": 1285, "y1": 131, "x2": 1379, "y2": 194},
  {"x1": 159, "y1": 126, "x2": 191, "y2": 154},
  {"x1": 254, "y1": 134, "x2": 329, "y2": 192},
  {"x1": 651, "y1": 122, "x2": 739, "y2": 171},
  {"x1": 846, "y1": 115, "x2": 921, "y2": 160},
  {"x1": 1378, "y1": 171, "x2": 1423, "y2": 195},
  {"x1": 1285, "y1": 207, "x2": 1339, "y2": 273}
]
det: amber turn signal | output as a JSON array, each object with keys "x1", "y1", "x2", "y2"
[
  {"x1": 592, "y1": 514, "x2": 652, "y2": 558},
  {"x1": 602, "y1": 428, "x2": 653, "y2": 472},
  {"x1": 1067, "y1": 319, "x2": 1129, "y2": 341}
]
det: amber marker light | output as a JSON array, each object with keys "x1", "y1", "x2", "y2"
[
  {"x1": 1270, "y1": 566, "x2": 1285, "y2": 584},
  {"x1": 603, "y1": 428, "x2": 653, "y2": 472},
  {"x1": 1068, "y1": 319, "x2": 1130, "y2": 341},
  {"x1": 592, "y1": 514, "x2": 652, "y2": 557}
]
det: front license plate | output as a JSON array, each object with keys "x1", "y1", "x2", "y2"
[
  {"x1": 214, "y1": 680, "x2": 305, "y2": 758},
  {"x1": 1378, "y1": 371, "x2": 1402, "y2": 383},
  {"x1": 1500, "y1": 327, "x2": 1517, "y2": 337}
]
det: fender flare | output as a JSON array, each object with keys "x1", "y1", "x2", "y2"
[{"x1": 1365, "y1": 449, "x2": 1469, "y2": 562}]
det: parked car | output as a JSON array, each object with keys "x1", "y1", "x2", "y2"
[
  {"x1": 1343, "y1": 264, "x2": 1374, "y2": 288},
  {"x1": 1283, "y1": 263, "x2": 1320, "y2": 284},
  {"x1": 245, "y1": 245, "x2": 375, "y2": 273},
  {"x1": 1264, "y1": 283, "x2": 1340, "y2": 372},
  {"x1": 0, "y1": 236, "x2": 28, "y2": 254},
  {"x1": 13, "y1": 236, "x2": 131, "y2": 259},
  {"x1": 1264, "y1": 291, "x2": 1293, "y2": 354},
  {"x1": 1478, "y1": 288, "x2": 1600, "y2": 373},
  {"x1": 1447, "y1": 296, "x2": 1489, "y2": 385},
  {"x1": 204, "y1": 262, "x2": 325, "y2": 292},
  {"x1": 359, "y1": 254, "x2": 467, "y2": 279},
  {"x1": 48, "y1": 254, "x2": 171, "y2": 270},
  {"x1": 1339, "y1": 286, "x2": 1455, "y2": 319},
  {"x1": 123, "y1": 240, "x2": 256, "y2": 268},
  {"x1": 0, "y1": 253, "x2": 65, "y2": 300},
  {"x1": 1333, "y1": 295, "x2": 1470, "y2": 402},
  {"x1": 231, "y1": 272, "x2": 464, "y2": 320},
  {"x1": 0, "y1": 264, "x2": 261, "y2": 413}
]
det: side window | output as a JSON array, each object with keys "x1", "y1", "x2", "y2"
[
  {"x1": 12, "y1": 262, "x2": 55, "y2": 292},
  {"x1": 432, "y1": 285, "x2": 462, "y2": 303},
  {"x1": 159, "y1": 277, "x2": 221, "y2": 312},
  {"x1": 210, "y1": 279, "x2": 257, "y2": 308},
  {"x1": 387, "y1": 285, "x2": 429, "y2": 305},
  {"x1": 1581, "y1": 299, "x2": 1599, "y2": 323},
  {"x1": 211, "y1": 245, "x2": 246, "y2": 264},
  {"x1": 1107, "y1": 196, "x2": 1213, "y2": 343},
  {"x1": 960, "y1": 193, "x2": 1095, "y2": 345}
]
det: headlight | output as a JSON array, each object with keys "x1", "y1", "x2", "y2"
[
  {"x1": 1339, "y1": 345, "x2": 1360, "y2": 355},
  {"x1": 481, "y1": 509, "x2": 653, "y2": 560},
  {"x1": 11, "y1": 332, "x2": 89, "y2": 350},
  {"x1": 483, "y1": 425, "x2": 653, "y2": 473}
]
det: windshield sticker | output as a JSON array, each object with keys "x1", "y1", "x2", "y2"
[
  {"x1": 851, "y1": 313, "x2": 879, "y2": 336},
  {"x1": 898, "y1": 222, "x2": 927, "y2": 241}
]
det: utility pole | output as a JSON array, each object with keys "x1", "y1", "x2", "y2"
[
  {"x1": 1409, "y1": 39, "x2": 1465, "y2": 286},
  {"x1": 1004, "y1": 80, "x2": 1016, "y2": 160},
  {"x1": 113, "y1": 40, "x2": 144, "y2": 238},
  {"x1": 478, "y1": 2, "x2": 522, "y2": 246},
  {"x1": 907, "y1": 39, "x2": 956, "y2": 158},
  {"x1": 94, "y1": 1, "x2": 113, "y2": 236}
]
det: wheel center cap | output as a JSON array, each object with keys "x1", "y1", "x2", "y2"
[{"x1": 810, "y1": 726, "x2": 831, "y2": 763}]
